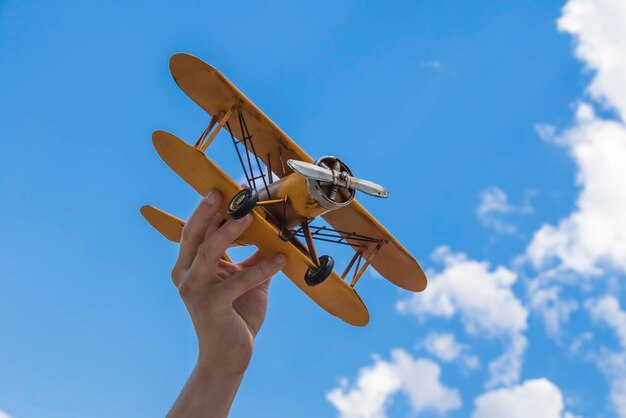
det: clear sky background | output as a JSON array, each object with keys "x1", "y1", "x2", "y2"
[{"x1": 2, "y1": 0, "x2": 626, "y2": 417}]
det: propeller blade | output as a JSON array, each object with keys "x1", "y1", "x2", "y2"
[
  {"x1": 349, "y1": 177, "x2": 389, "y2": 198},
  {"x1": 287, "y1": 160, "x2": 334, "y2": 183},
  {"x1": 287, "y1": 159, "x2": 389, "y2": 198}
]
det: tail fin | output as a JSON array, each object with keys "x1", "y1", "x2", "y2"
[{"x1": 140, "y1": 205, "x2": 185, "y2": 243}]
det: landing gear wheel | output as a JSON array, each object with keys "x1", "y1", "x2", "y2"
[
  {"x1": 227, "y1": 188, "x2": 258, "y2": 220},
  {"x1": 305, "y1": 255, "x2": 334, "y2": 287}
]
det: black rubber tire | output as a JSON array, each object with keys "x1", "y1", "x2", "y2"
[
  {"x1": 227, "y1": 188, "x2": 259, "y2": 219},
  {"x1": 305, "y1": 255, "x2": 334, "y2": 287}
]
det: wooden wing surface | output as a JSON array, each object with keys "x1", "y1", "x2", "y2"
[
  {"x1": 323, "y1": 204, "x2": 427, "y2": 292},
  {"x1": 169, "y1": 53, "x2": 313, "y2": 177},
  {"x1": 151, "y1": 130, "x2": 369, "y2": 326}
]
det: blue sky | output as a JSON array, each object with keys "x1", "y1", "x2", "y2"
[{"x1": 2, "y1": 0, "x2": 626, "y2": 417}]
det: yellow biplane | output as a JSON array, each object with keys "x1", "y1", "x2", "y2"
[{"x1": 141, "y1": 53, "x2": 427, "y2": 326}]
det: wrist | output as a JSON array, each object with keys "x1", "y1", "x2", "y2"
[
  {"x1": 194, "y1": 360, "x2": 246, "y2": 381},
  {"x1": 196, "y1": 342, "x2": 253, "y2": 378}
]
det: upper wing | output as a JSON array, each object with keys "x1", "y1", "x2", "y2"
[
  {"x1": 169, "y1": 53, "x2": 313, "y2": 178},
  {"x1": 151, "y1": 129, "x2": 369, "y2": 326},
  {"x1": 322, "y1": 201, "x2": 427, "y2": 292}
]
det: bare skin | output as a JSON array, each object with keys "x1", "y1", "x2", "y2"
[{"x1": 167, "y1": 190, "x2": 286, "y2": 418}]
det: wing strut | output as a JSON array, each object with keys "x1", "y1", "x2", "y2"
[
  {"x1": 282, "y1": 221, "x2": 385, "y2": 287},
  {"x1": 194, "y1": 105, "x2": 235, "y2": 152},
  {"x1": 226, "y1": 110, "x2": 272, "y2": 199},
  {"x1": 341, "y1": 248, "x2": 364, "y2": 280},
  {"x1": 349, "y1": 242, "x2": 383, "y2": 287}
]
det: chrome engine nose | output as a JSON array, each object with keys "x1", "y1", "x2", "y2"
[{"x1": 306, "y1": 156, "x2": 356, "y2": 211}]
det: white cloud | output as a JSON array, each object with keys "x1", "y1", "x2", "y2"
[
  {"x1": 586, "y1": 296, "x2": 626, "y2": 417},
  {"x1": 522, "y1": 1, "x2": 626, "y2": 415},
  {"x1": 477, "y1": 187, "x2": 533, "y2": 235},
  {"x1": 528, "y1": 282, "x2": 579, "y2": 337},
  {"x1": 586, "y1": 296, "x2": 626, "y2": 347},
  {"x1": 397, "y1": 247, "x2": 528, "y2": 387},
  {"x1": 526, "y1": 0, "x2": 626, "y2": 276},
  {"x1": 477, "y1": 187, "x2": 514, "y2": 216},
  {"x1": 526, "y1": 105, "x2": 626, "y2": 276},
  {"x1": 487, "y1": 333, "x2": 528, "y2": 389},
  {"x1": 398, "y1": 247, "x2": 527, "y2": 336},
  {"x1": 569, "y1": 331, "x2": 593, "y2": 354},
  {"x1": 472, "y1": 379, "x2": 574, "y2": 418},
  {"x1": 529, "y1": 107, "x2": 626, "y2": 411},
  {"x1": 327, "y1": 359, "x2": 400, "y2": 418},
  {"x1": 327, "y1": 349, "x2": 461, "y2": 418},
  {"x1": 477, "y1": 187, "x2": 517, "y2": 234},
  {"x1": 0, "y1": 411, "x2": 12, "y2": 418},
  {"x1": 421, "y1": 332, "x2": 480, "y2": 369},
  {"x1": 596, "y1": 350, "x2": 626, "y2": 418},
  {"x1": 558, "y1": 0, "x2": 626, "y2": 120},
  {"x1": 423, "y1": 332, "x2": 463, "y2": 362},
  {"x1": 535, "y1": 123, "x2": 557, "y2": 141}
]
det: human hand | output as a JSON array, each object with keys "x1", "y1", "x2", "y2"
[
  {"x1": 172, "y1": 189, "x2": 286, "y2": 375},
  {"x1": 167, "y1": 190, "x2": 286, "y2": 418}
]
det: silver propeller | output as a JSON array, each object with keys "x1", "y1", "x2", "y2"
[{"x1": 287, "y1": 159, "x2": 389, "y2": 198}]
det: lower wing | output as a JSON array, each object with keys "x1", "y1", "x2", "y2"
[{"x1": 143, "y1": 130, "x2": 369, "y2": 326}]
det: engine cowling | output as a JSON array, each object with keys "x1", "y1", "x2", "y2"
[
  {"x1": 305, "y1": 156, "x2": 356, "y2": 211},
  {"x1": 256, "y1": 156, "x2": 355, "y2": 230}
]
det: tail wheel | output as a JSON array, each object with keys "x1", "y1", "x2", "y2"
[
  {"x1": 227, "y1": 188, "x2": 258, "y2": 219},
  {"x1": 305, "y1": 255, "x2": 334, "y2": 287}
]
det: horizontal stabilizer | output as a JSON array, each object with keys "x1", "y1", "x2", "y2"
[{"x1": 140, "y1": 205, "x2": 185, "y2": 243}]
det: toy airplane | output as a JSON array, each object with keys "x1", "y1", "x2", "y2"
[{"x1": 141, "y1": 53, "x2": 427, "y2": 326}]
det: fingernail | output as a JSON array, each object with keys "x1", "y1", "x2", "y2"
[
  {"x1": 235, "y1": 214, "x2": 251, "y2": 224},
  {"x1": 203, "y1": 192, "x2": 214, "y2": 205},
  {"x1": 273, "y1": 254, "x2": 287, "y2": 265}
]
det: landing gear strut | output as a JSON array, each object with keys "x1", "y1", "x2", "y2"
[{"x1": 298, "y1": 220, "x2": 333, "y2": 286}]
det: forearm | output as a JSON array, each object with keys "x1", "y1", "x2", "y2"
[{"x1": 167, "y1": 364, "x2": 244, "y2": 418}]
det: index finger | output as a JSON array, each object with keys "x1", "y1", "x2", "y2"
[{"x1": 176, "y1": 190, "x2": 222, "y2": 269}]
